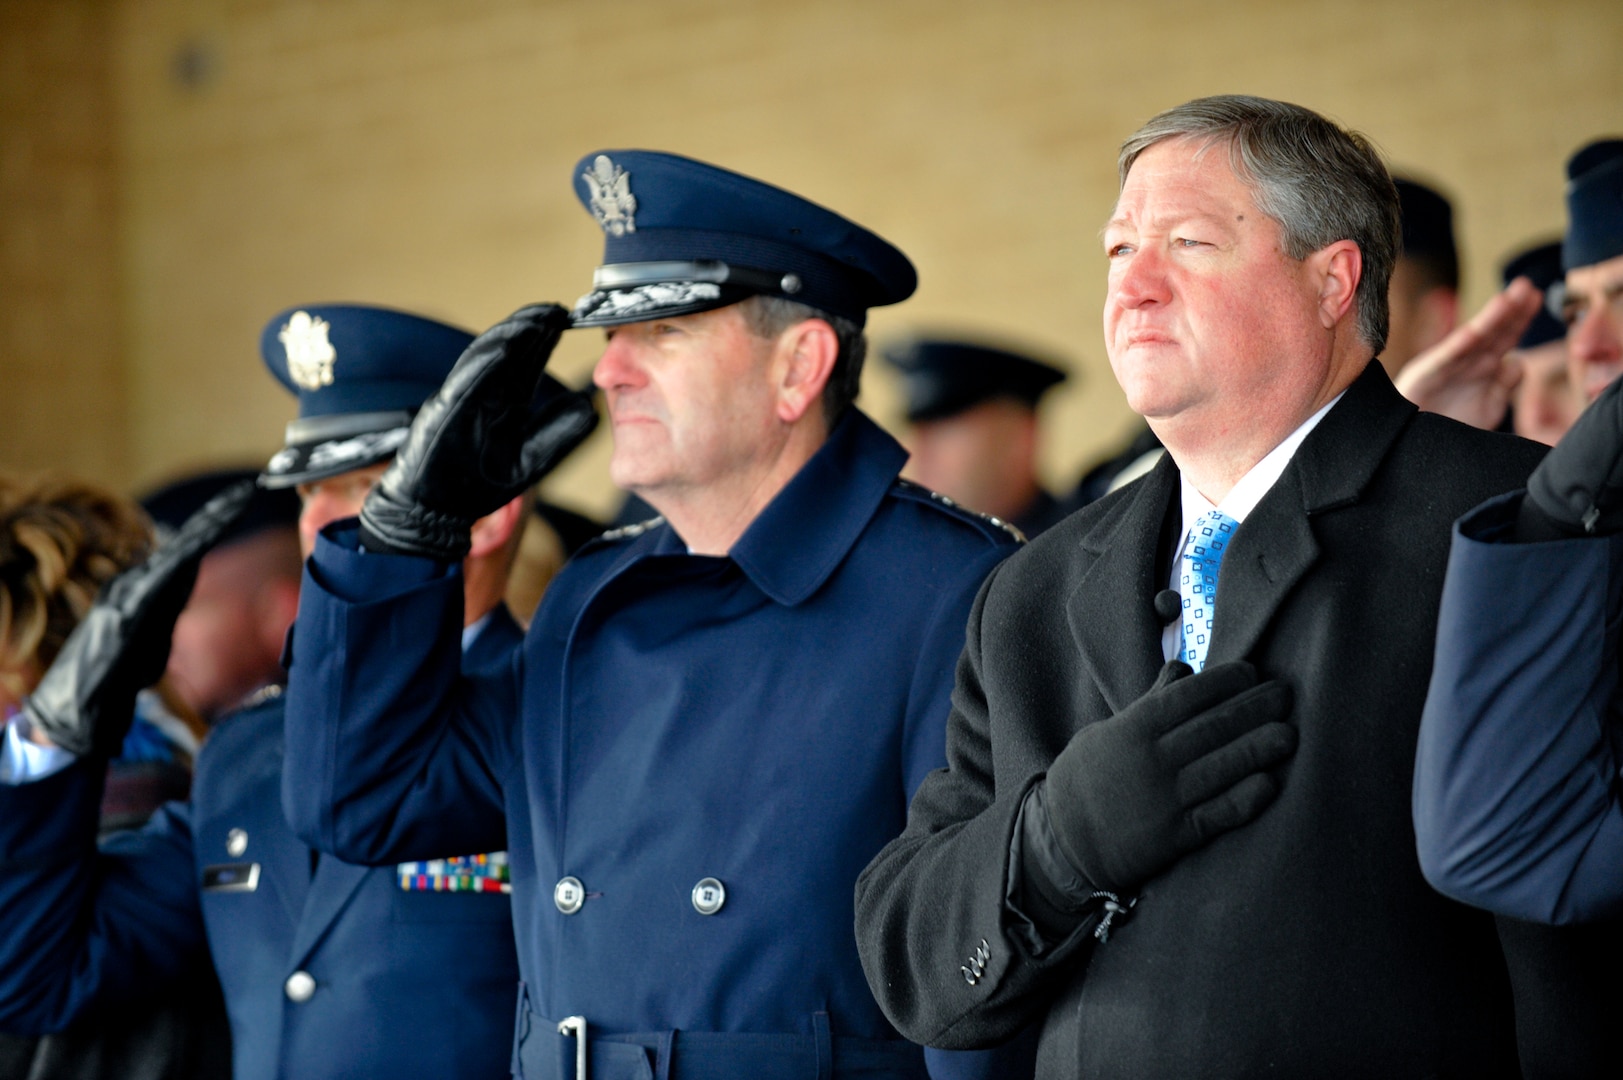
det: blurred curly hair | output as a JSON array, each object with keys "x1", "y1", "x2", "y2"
[{"x1": 0, "y1": 474, "x2": 152, "y2": 702}]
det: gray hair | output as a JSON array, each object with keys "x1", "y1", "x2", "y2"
[
  {"x1": 737, "y1": 294, "x2": 868, "y2": 424},
  {"x1": 1119, "y1": 95, "x2": 1399, "y2": 356}
]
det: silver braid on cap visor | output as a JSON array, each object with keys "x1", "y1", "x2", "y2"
[
  {"x1": 262, "y1": 427, "x2": 410, "y2": 486},
  {"x1": 571, "y1": 259, "x2": 808, "y2": 324},
  {"x1": 572, "y1": 282, "x2": 723, "y2": 323}
]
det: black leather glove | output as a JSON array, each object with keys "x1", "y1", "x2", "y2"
[
  {"x1": 22, "y1": 481, "x2": 255, "y2": 758},
  {"x1": 1043, "y1": 660, "x2": 1296, "y2": 895},
  {"x1": 1519, "y1": 371, "x2": 1623, "y2": 540},
  {"x1": 358, "y1": 304, "x2": 599, "y2": 561}
]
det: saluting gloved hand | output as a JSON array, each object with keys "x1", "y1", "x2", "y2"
[
  {"x1": 358, "y1": 303, "x2": 599, "y2": 561},
  {"x1": 1519, "y1": 371, "x2": 1623, "y2": 540},
  {"x1": 23, "y1": 481, "x2": 256, "y2": 758},
  {"x1": 1043, "y1": 659, "x2": 1296, "y2": 896}
]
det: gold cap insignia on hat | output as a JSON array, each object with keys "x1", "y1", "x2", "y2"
[
  {"x1": 584, "y1": 155, "x2": 637, "y2": 237},
  {"x1": 280, "y1": 311, "x2": 337, "y2": 391}
]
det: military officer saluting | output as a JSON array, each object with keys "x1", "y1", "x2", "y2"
[
  {"x1": 279, "y1": 152, "x2": 1024, "y2": 1079},
  {"x1": 0, "y1": 305, "x2": 594, "y2": 1080}
]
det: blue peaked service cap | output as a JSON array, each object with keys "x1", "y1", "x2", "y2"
[
  {"x1": 569, "y1": 150, "x2": 917, "y2": 329},
  {"x1": 1564, "y1": 139, "x2": 1623, "y2": 272},
  {"x1": 258, "y1": 304, "x2": 473, "y2": 489},
  {"x1": 1393, "y1": 179, "x2": 1457, "y2": 267},
  {"x1": 883, "y1": 337, "x2": 1068, "y2": 424},
  {"x1": 141, "y1": 466, "x2": 300, "y2": 546},
  {"x1": 1500, "y1": 241, "x2": 1567, "y2": 350}
]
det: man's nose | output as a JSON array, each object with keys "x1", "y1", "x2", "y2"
[
  {"x1": 593, "y1": 334, "x2": 641, "y2": 392},
  {"x1": 1112, "y1": 248, "x2": 1171, "y2": 309},
  {"x1": 1571, "y1": 299, "x2": 1623, "y2": 363}
]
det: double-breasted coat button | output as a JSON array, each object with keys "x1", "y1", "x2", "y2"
[
  {"x1": 284, "y1": 970, "x2": 316, "y2": 1002},
  {"x1": 226, "y1": 828, "x2": 248, "y2": 857},
  {"x1": 691, "y1": 877, "x2": 726, "y2": 916},
  {"x1": 555, "y1": 876, "x2": 585, "y2": 914}
]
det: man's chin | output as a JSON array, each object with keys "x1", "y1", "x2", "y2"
[{"x1": 609, "y1": 464, "x2": 674, "y2": 502}]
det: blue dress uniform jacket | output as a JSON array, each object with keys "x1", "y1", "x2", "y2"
[
  {"x1": 282, "y1": 411, "x2": 1019, "y2": 1080},
  {"x1": 0, "y1": 608, "x2": 524, "y2": 1080},
  {"x1": 1415, "y1": 491, "x2": 1623, "y2": 924},
  {"x1": 1415, "y1": 491, "x2": 1623, "y2": 1076}
]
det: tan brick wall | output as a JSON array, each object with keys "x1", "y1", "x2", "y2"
[
  {"x1": 11, "y1": 0, "x2": 1623, "y2": 511},
  {"x1": 0, "y1": 0, "x2": 127, "y2": 486}
]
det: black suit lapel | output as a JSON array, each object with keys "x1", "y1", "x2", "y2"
[
  {"x1": 1206, "y1": 485, "x2": 1320, "y2": 667},
  {"x1": 1067, "y1": 456, "x2": 1178, "y2": 714},
  {"x1": 1208, "y1": 361, "x2": 1415, "y2": 666}
]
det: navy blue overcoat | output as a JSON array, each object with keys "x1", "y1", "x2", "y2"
[{"x1": 283, "y1": 412, "x2": 1020, "y2": 1079}]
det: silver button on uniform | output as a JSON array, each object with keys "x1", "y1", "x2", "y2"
[
  {"x1": 226, "y1": 829, "x2": 248, "y2": 857},
  {"x1": 691, "y1": 877, "x2": 726, "y2": 916},
  {"x1": 284, "y1": 970, "x2": 316, "y2": 1002},
  {"x1": 555, "y1": 876, "x2": 585, "y2": 914}
]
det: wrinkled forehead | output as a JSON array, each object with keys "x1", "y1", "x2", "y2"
[
  {"x1": 1109, "y1": 134, "x2": 1262, "y2": 226},
  {"x1": 1120, "y1": 132, "x2": 1247, "y2": 188}
]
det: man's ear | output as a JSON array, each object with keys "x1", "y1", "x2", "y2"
[
  {"x1": 775, "y1": 319, "x2": 839, "y2": 425},
  {"x1": 1314, "y1": 240, "x2": 1364, "y2": 330},
  {"x1": 469, "y1": 495, "x2": 526, "y2": 559}
]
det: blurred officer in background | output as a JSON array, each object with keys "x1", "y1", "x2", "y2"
[
  {"x1": 1065, "y1": 422, "x2": 1165, "y2": 511},
  {"x1": 1395, "y1": 238, "x2": 1580, "y2": 440},
  {"x1": 1552, "y1": 145, "x2": 1623, "y2": 408},
  {"x1": 1501, "y1": 241, "x2": 1581, "y2": 445},
  {"x1": 504, "y1": 497, "x2": 606, "y2": 626},
  {"x1": 1414, "y1": 140, "x2": 1623, "y2": 1078},
  {"x1": 0, "y1": 474, "x2": 231, "y2": 1080},
  {"x1": 0, "y1": 304, "x2": 593, "y2": 1079},
  {"x1": 141, "y1": 469, "x2": 302, "y2": 723},
  {"x1": 883, "y1": 336, "x2": 1070, "y2": 537},
  {"x1": 1382, "y1": 177, "x2": 1461, "y2": 376},
  {"x1": 281, "y1": 150, "x2": 1026, "y2": 1080}
]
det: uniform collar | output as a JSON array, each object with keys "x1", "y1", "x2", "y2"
[{"x1": 726, "y1": 408, "x2": 907, "y2": 606}]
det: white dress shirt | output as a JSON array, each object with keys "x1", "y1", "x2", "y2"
[{"x1": 1162, "y1": 391, "x2": 1345, "y2": 661}]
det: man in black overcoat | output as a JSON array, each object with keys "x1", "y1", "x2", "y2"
[{"x1": 855, "y1": 95, "x2": 1546, "y2": 1077}]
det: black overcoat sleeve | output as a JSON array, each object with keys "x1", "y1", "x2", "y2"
[{"x1": 855, "y1": 562, "x2": 1101, "y2": 1048}]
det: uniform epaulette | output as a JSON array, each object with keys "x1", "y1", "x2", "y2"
[
  {"x1": 210, "y1": 683, "x2": 284, "y2": 732},
  {"x1": 596, "y1": 516, "x2": 665, "y2": 544},
  {"x1": 238, "y1": 683, "x2": 284, "y2": 710},
  {"x1": 892, "y1": 480, "x2": 1026, "y2": 544}
]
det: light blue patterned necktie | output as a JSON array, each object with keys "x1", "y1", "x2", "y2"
[{"x1": 1178, "y1": 509, "x2": 1239, "y2": 673}]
